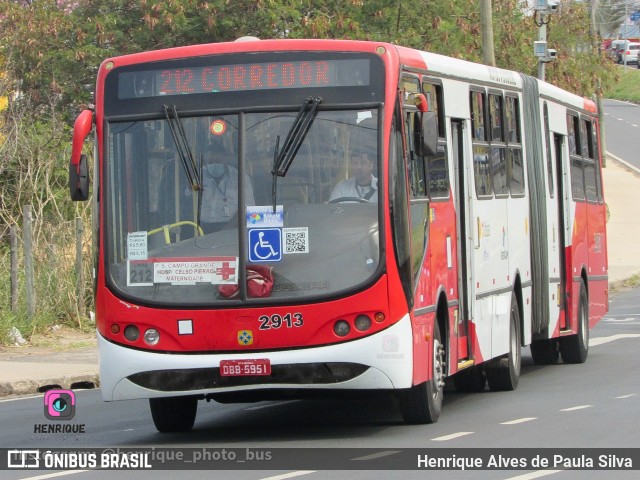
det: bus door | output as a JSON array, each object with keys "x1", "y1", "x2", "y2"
[
  {"x1": 452, "y1": 119, "x2": 474, "y2": 362},
  {"x1": 553, "y1": 133, "x2": 569, "y2": 329}
]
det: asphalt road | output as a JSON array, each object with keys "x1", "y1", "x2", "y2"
[
  {"x1": 1, "y1": 285, "x2": 639, "y2": 480},
  {"x1": 603, "y1": 98, "x2": 640, "y2": 169}
]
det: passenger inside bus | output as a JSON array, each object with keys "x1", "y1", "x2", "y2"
[
  {"x1": 200, "y1": 146, "x2": 255, "y2": 233},
  {"x1": 329, "y1": 148, "x2": 378, "y2": 202}
]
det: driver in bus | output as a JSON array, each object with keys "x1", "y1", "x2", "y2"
[
  {"x1": 329, "y1": 148, "x2": 378, "y2": 202},
  {"x1": 200, "y1": 146, "x2": 255, "y2": 232}
]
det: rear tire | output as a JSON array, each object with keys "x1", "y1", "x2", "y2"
[
  {"x1": 486, "y1": 294, "x2": 521, "y2": 391},
  {"x1": 530, "y1": 338, "x2": 560, "y2": 365},
  {"x1": 150, "y1": 396, "x2": 198, "y2": 433},
  {"x1": 560, "y1": 281, "x2": 589, "y2": 364},
  {"x1": 398, "y1": 322, "x2": 445, "y2": 424}
]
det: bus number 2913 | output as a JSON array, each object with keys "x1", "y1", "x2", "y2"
[{"x1": 259, "y1": 313, "x2": 303, "y2": 330}]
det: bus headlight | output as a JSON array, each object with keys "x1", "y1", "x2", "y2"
[
  {"x1": 144, "y1": 328, "x2": 160, "y2": 346},
  {"x1": 123, "y1": 325, "x2": 140, "y2": 342},
  {"x1": 333, "y1": 320, "x2": 350, "y2": 337},
  {"x1": 354, "y1": 314, "x2": 372, "y2": 331}
]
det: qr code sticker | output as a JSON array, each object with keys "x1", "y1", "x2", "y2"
[{"x1": 283, "y1": 227, "x2": 309, "y2": 254}]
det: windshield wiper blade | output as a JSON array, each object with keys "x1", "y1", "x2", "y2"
[
  {"x1": 271, "y1": 96, "x2": 322, "y2": 211},
  {"x1": 163, "y1": 105, "x2": 202, "y2": 192}
]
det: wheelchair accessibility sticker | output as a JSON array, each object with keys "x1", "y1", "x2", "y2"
[{"x1": 248, "y1": 228, "x2": 282, "y2": 262}]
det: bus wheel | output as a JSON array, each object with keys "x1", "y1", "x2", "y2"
[
  {"x1": 530, "y1": 338, "x2": 560, "y2": 365},
  {"x1": 398, "y1": 322, "x2": 445, "y2": 424},
  {"x1": 486, "y1": 294, "x2": 521, "y2": 391},
  {"x1": 149, "y1": 396, "x2": 198, "y2": 433},
  {"x1": 453, "y1": 365, "x2": 487, "y2": 392},
  {"x1": 560, "y1": 281, "x2": 589, "y2": 364}
]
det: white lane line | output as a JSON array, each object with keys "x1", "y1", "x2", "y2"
[
  {"x1": 0, "y1": 394, "x2": 41, "y2": 403},
  {"x1": 501, "y1": 417, "x2": 537, "y2": 425},
  {"x1": 351, "y1": 450, "x2": 401, "y2": 461},
  {"x1": 244, "y1": 400, "x2": 298, "y2": 411},
  {"x1": 260, "y1": 472, "x2": 315, "y2": 480},
  {"x1": 431, "y1": 431, "x2": 473, "y2": 441},
  {"x1": 17, "y1": 472, "x2": 89, "y2": 480},
  {"x1": 560, "y1": 405, "x2": 593, "y2": 412},
  {"x1": 616, "y1": 394, "x2": 638, "y2": 399},
  {"x1": 590, "y1": 333, "x2": 640, "y2": 346},
  {"x1": 504, "y1": 470, "x2": 563, "y2": 480}
]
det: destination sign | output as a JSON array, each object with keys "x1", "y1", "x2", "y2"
[{"x1": 118, "y1": 59, "x2": 370, "y2": 99}]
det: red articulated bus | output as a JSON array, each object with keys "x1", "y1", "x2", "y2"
[{"x1": 70, "y1": 38, "x2": 608, "y2": 432}]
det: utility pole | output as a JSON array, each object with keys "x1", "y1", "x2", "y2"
[
  {"x1": 591, "y1": 0, "x2": 606, "y2": 165},
  {"x1": 480, "y1": 0, "x2": 496, "y2": 66},
  {"x1": 537, "y1": 14, "x2": 548, "y2": 80},
  {"x1": 533, "y1": 1, "x2": 559, "y2": 81}
]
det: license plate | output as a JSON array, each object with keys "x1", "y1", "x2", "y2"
[{"x1": 219, "y1": 359, "x2": 271, "y2": 377}]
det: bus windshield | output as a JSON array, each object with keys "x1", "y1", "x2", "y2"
[{"x1": 105, "y1": 108, "x2": 380, "y2": 306}]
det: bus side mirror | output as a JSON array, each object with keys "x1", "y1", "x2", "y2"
[
  {"x1": 70, "y1": 154, "x2": 89, "y2": 201},
  {"x1": 415, "y1": 111, "x2": 438, "y2": 157},
  {"x1": 69, "y1": 110, "x2": 93, "y2": 201}
]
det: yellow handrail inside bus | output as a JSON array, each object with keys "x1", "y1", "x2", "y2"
[{"x1": 148, "y1": 221, "x2": 204, "y2": 245}]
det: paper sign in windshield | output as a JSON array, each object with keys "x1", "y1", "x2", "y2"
[
  {"x1": 127, "y1": 232, "x2": 148, "y2": 260},
  {"x1": 127, "y1": 257, "x2": 239, "y2": 286},
  {"x1": 153, "y1": 258, "x2": 238, "y2": 285}
]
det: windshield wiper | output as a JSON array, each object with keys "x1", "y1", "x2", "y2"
[
  {"x1": 271, "y1": 96, "x2": 322, "y2": 211},
  {"x1": 163, "y1": 105, "x2": 202, "y2": 192}
]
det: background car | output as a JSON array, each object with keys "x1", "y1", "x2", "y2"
[
  {"x1": 621, "y1": 42, "x2": 640, "y2": 64},
  {"x1": 608, "y1": 39, "x2": 628, "y2": 62}
]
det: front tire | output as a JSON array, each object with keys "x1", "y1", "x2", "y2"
[
  {"x1": 560, "y1": 281, "x2": 589, "y2": 364},
  {"x1": 398, "y1": 322, "x2": 445, "y2": 424},
  {"x1": 486, "y1": 294, "x2": 521, "y2": 391},
  {"x1": 150, "y1": 396, "x2": 198, "y2": 433}
]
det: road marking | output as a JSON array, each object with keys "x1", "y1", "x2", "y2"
[
  {"x1": 260, "y1": 472, "x2": 315, "y2": 480},
  {"x1": 560, "y1": 405, "x2": 593, "y2": 412},
  {"x1": 0, "y1": 394, "x2": 41, "y2": 403},
  {"x1": 431, "y1": 431, "x2": 473, "y2": 441},
  {"x1": 18, "y1": 472, "x2": 89, "y2": 480},
  {"x1": 590, "y1": 333, "x2": 640, "y2": 346},
  {"x1": 616, "y1": 393, "x2": 638, "y2": 399},
  {"x1": 504, "y1": 470, "x2": 563, "y2": 480},
  {"x1": 501, "y1": 417, "x2": 537, "y2": 425},
  {"x1": 124, "y1": 428, "x2": 134, "y2": 432},
  {"x1": 351, "y1": 450, "x2": 401, "y2": 461},
  {"x1": 244, "y1": 400, "x2": 298, "y2": 411}
]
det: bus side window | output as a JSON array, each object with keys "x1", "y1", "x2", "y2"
[
  {"x1": 507, "y1": 95, "x2": 525, "y2": 197},
  {"x1": 568, "y1": 113, "x2": 585, "y2": 202},
  {"x1": 423, "y1": 81, "x2": 449, "y2": 200},
  {"x1": 407, "y1": 111, "x2": 427, "y2": 198},
  {"x1": 471, "y1": 89, "x2": 492, "y2": 198},
  {"x1": 489, "y1": 93, "x2": 508, "y2": 197}
]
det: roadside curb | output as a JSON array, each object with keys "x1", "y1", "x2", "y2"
[
  {"x1": 0, "y1": 374, "x2": 99, "y2": 398},
  {"x1": 606, "y1": 151, "x2": 640, "y2": 175}
]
